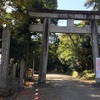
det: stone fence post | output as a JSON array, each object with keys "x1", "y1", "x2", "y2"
[
  {"x1": 20, "y1": 60, "x2": 25, "y2": 88},
  {"x1": 0, "y1": 28, "x2": 11, "y2": 96}
]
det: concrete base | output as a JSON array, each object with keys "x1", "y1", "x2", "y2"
[
  {"x1": 0, "y1": 88, "x2": 11, "y2": 97},
  {"x1": 38, "y1": 81, "x2": 46, "y2": 84},
  {"x1": 96, "y1": 78, "x2": 100, "y2": 83},
  {"x1": 91, "y1": 78, "x2": 100, "y2": 87},
  {"x1": 38, "y1": 77, "x2": 46, "y2": 84}
]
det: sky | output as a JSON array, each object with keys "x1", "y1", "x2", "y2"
[
  {"x1": 57, "y1": 0, "x2": 92, "y2": 25},
  {"x1": 57, "y1": 0, "x2": 92, "y2": 10}
]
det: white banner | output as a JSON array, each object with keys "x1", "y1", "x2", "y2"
[{"x1": 96, "y1": 58, "x2": 100, "y2": 78}]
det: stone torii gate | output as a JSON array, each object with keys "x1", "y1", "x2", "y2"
[{"x1": 28, "y1": 8, "x2": 100, "y2": 84}]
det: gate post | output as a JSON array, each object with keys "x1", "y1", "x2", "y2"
[
  {"x1": 12, "y1": 63, "x2": 17, "y2": 79},
  {"x1": 20, "y1": 60, "x2": 25, "y2": 88},
  {"x1": 38, "y1": 18, "x2": 50, "y2": 83},
  {"x1": 0, "y1": 28, "x2": 11, "y2": 96},
  {"x1": 90, "y1": 19, "x2": 100, "y2": 83}
]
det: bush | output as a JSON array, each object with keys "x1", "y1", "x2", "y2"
[
  {"x1": 83, "y1": 70, "x2": 93, "y2": 74},
  {"x1": 79, "y1": 70, "x2": 95, "y2": 80},
  {"x1": 72, "y1": 71, "x2": 78, "y2": 77}
]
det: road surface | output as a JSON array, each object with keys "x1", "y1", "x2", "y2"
[{"x1": 15, "y1": 74, "x2": 100, "y2": 100}]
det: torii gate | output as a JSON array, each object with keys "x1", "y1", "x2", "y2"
[{"x1": 28, "y1": 8, "x2": 100, "y2": 84}]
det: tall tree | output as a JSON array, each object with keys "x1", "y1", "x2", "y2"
[
  {"x1": 57, "y1": 33, "x2": 93, "y2": 72},
  {"x1": 57, "y1": 20, "x2": 93, "y2": 73},
  {"x1": 0, "y1": 0, "x2": 58, "y2": 83}
]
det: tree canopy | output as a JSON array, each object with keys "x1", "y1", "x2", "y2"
[
  {"x1": 0, "y1": 0, "x2": 58, "y2": 71},
  {"x1": 84, "y1": 0, "x2": 100, "y2": 10}
]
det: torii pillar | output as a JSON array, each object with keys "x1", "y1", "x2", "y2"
[
  {"x1": 90, "y1": 19, "x2": 100, "y2": 83},
  {"x1": 38, "y1": 18, "x2": 50, "y2": 83},
  {"x1": 0, "y1": 28, "x2": 11, "y2": 96}
]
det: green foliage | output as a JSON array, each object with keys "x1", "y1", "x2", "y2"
[
  {"x1": 40, "y1": 0, "x2": 58, "y2": 9},
  {"x1": 83, "y1": 70, "x2": 93, "y2": 74},
  {"x1": 72, "y1": 71, "x2": 78, "y2": 77},
  {"x1": 8, "y1": 0, "x2": 58, "y2": 70},
  {"x1": 57, "y1": 31, "x2": 93, "y2": 73},
  {"x1": 0, "y1": 0, "x2": 58, "y2": 28},
  {"x1": 79, "y1": 70, "x2": 95, "y2": 80},
  {"x1": 84, "y1": 0, "x2": 100, "y2": 10},
  {"x1": 11, "y1": 0, "x2": 35, "y2": 8},
  {"x1": 10, "y1": 36, "x2": 25, "y2": 61}
]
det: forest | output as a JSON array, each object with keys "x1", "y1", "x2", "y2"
[{"x1": 0, "y1": 0, "x2": 100, "y2": 80}]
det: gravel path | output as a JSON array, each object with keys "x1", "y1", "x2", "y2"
[{"x1": 15, "y1": 74, "x2": 100, "y2": 100}]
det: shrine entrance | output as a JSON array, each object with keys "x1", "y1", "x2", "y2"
[
  {"x1": 28, "y1": 8, "x2": 100, "y2": 84},
  {"x1": 0, "y1": 8, "x2": 100, "y2": 96}
]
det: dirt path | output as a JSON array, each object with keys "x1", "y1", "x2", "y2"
[{"x1": 15, "y1": 74, "x2": 100, "y2": 100}]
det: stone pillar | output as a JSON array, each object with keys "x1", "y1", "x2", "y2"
[
  {"x1": 32, "y1": 59, "x2": 34, "y2": 77},
  {"x1": 67, "y1": 19, "x2": 74, "y2": 27},
  {"x1": 38, "y1": 18, "x2": 50, "y2": 83},
  {"x1": 90, "y1": 19, "x2": 100, "y2": 83},
  {"x1": 12, "y1": 64, "x2": 17, "y2": 79},
  {"x1": 12, "y1": 63, "x2": 20, "y2": 92},
  {"x1": 0, "y1": 28, "x2": 11, "y2": 96},
  {"x1": 20, "y1": 60, "x2": 25, "y2": 88}
]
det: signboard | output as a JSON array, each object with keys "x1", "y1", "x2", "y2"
[{"x1": 96, "y1": 58, "x2": 100, "y2": 78}]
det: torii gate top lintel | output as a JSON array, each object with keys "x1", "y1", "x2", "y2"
[
  {"x1": 28, "y1": 8, "x2": 100, "y2": 34},
  {"x1": 28, "y1": 8, "x2": 100, "y2": 20}
]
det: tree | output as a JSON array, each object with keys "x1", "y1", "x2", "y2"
[
  {"x1": 0, "y1": 0, "x2": 57, "y2": 61},
  {"x1": 1, "y1": 0, "x2": 59, "y2": 83},
  {"x1": 0, "y1": 0, "x2": 34, "y2": 27},
  {"x1": 57, "y1": 28, "x2": 93, "y2": 73},
  {"x1": 84, "y1": 0, "x2": 100, "y2": 10}
]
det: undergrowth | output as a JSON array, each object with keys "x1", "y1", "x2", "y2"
[{"x1": 72, "y1": 70, "x2": 95, "y2": 80}]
